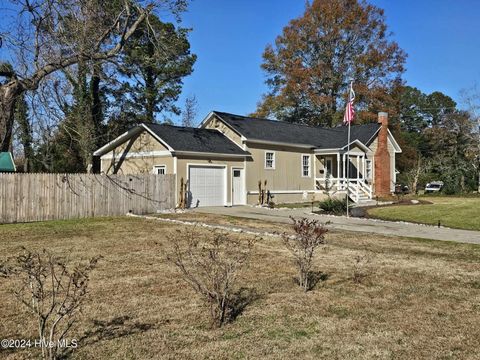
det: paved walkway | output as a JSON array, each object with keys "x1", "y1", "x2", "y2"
[{"x1": 193, "y1": 206, "x2": 480, "y2": 245}]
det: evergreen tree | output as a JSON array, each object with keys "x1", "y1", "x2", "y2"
[
  {"x1": 14, "y1": 94, "x2": 34, "y2": 172},
  {"x1": 115, "y1": 15, "x2": 196, "y2": 124}
]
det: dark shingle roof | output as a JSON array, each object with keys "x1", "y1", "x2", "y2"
[
  {"x1": 212, "y1": 111, "x2": 380, "y2": 149},
  {"x1": 145, "y1": 123, "x2": 249, "y2": 155}
]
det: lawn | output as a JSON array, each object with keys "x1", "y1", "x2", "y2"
[
  {"x1": 1, "y1": 215, "x2": 480, "y2": 359},
  {"x1": 366, "y1": 196, "x2": 480, "y2": 231}
]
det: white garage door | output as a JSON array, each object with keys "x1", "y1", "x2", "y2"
[{"x1": 189, "y1": 166, "x2": 225, "y2": 207}]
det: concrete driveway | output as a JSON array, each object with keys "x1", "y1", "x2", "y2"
[{"x1": 193, "y1": 206, "x2": 480, "y2": 245}]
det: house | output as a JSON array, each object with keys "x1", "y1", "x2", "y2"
[
  {"x1": 0, "y1": 152, "x2": 16, "y2": 173},
  {"x1": 93, "y1": 111, "x2": 401, "y2": 207}
]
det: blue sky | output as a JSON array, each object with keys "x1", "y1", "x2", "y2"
[{"x1": 173, "y1": 0, "x2": 480, "y2": 123}]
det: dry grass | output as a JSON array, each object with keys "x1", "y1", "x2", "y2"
[
  {"x1": 1, "y1": 215, "x2": 480, "y2": 359},
  {"x1": 156, "y1": 212, "x2": 294, "y2": 233}
]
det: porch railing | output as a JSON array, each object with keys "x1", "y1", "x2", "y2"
[{"x1": 315, "y1": 177, "x2": 372, "y2": 202}]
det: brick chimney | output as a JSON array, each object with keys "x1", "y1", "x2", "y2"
[{"x1": 374, "y1": 112, "x2": 391, "y2": 196}]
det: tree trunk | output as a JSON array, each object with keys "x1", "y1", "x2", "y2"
[
  {"x1": 90, "y1": 64, "x2": 102, "y2": 140},
  {"x1": 0, "y1": 81, "x2": 22, "y2": 152},
  {"x1": 144, "y1": 68, "x2": 156, "y2": 123},
  {"x1": 15, "y1": 94, "x2": 34, "y2": 172}
]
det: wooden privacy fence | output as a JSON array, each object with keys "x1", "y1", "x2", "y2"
[{"x1": 0, "y1": 173, "x2": 176, "y2": 223}]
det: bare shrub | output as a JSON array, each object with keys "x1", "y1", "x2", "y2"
[
  {"x1": 352, "y1": 253, "x2": 373, "y2": 284},
  {"x1": 282, "y1": 217, "x2": 328, "y2": 291},
  {"x1": 167, "y1": 227, "x2": 257, "y2": 327},
  {"x1": 1, "y1": 247, "x2": 101, "y2": 360}
]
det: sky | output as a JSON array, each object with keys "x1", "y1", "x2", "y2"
[{"x1": 172, "y1": 0, "x2": 480, "y2": 123}]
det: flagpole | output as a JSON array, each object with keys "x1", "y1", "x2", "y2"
[
  {"x1": 346, "y1": 80, "x2": 353, "y2": 218},
  {"x1": 346, "y1": 116, "x2": 351, "y2": 218}
]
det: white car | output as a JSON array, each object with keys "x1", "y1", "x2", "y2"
[{"x1": 425, "y1": 181, "x2": 444, "y2": 193}]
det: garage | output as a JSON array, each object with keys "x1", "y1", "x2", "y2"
[{"x1": 188, "y1": 165, "x2": 226, "y2": 207}]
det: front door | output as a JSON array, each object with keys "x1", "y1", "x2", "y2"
[{"x1": 232, "y1": 168, "x2": 245, "y2": 205}]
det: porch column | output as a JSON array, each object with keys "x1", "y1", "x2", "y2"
[
  {"x1": 342, "y1": 153, "x2": 346, "y2": 190},
  {"x1": 336, "y1": 153, "x2": 340, "y2": 189},
  {"x1": 357, "y1": 155, "x2": 360, "y2": 181},
  {"x1": 362, "y1": 155, "x2": 366, "y2": 180}
]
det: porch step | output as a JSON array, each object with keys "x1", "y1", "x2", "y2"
[
  {"x1": 348, "y1": 193, "x2": 371, "y2": 204},
  {"x1": 355, "y1": 199, "x2": 377, "y2": 207}
]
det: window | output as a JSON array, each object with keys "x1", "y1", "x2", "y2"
[
  {"x1": 153, "y1": 165, "x2": 166, "y2": 175},
  {"x1": 302, "y1": 155, "x2": 311, "y2": 177},
  {"x1": 265, "y1": 152, "x2": 275, "y2": 169},
  {"x1": 366, "y1": 160, "x2": 372, "y2": 179}
]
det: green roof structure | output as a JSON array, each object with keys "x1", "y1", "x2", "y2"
[{"x1": 0, "y1": 152, "x2": 16, "y2": 172}]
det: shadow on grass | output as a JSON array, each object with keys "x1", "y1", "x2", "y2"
[
  {"x1": 293, "y1": 271, "x2": 329, "y2": 291},
  {"x1": 60, "y1": 316, "x2": 155, "y2": 359},
  {"x1": 229, "y1": 287, "x2": 262, "y2": 322}
]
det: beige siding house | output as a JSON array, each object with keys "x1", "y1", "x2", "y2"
[{"x1": 93, "y1": 111, "x2": 401, "y2": 207}]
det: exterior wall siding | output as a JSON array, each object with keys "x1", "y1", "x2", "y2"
[
  {"x1": 388, "y1": 139, "x2": 396, "y2": 191},
  {"x1": 247, "y1": 191, "x2": 330, "y2": 205},
  {"x1": 107, "y1": 131, "x2": 169, "y2": 154},
  {"x1": 245, "y1": 143, "x2": 315, "y2": 195},
  {"x1": 369, "y1": 136, "x2": 378, "y2": 192},
  {"x1": 100, "y1": 131, "x2": 173, "y2": 174},
  {"x1": 204, "y1": 115, "x2": 243, "y2": 146},
  {"x1": 101, "y1": 155, "x2": 174, "y2": 175}
]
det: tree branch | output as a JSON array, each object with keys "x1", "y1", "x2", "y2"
[{"x1": 23, "y1": 3, "x2": 154, "y2": 90}]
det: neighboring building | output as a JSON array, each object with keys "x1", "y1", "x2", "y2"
[
  {"x1": 93, "y1": 111, "x2": 401, "y2": 207},
  {"x1": 0, "y1": 152, "x2": 16, "y2": 173}
]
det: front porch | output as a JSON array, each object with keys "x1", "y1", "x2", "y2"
[{"x1": 314, "y1": 150, "x2": 373, "y2": 203}]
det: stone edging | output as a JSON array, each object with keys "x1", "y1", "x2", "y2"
[{"x1": 126, "y1": 213, "x2": 283, "y2": 238}]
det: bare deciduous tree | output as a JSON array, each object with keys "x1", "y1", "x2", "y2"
[
  {"x1": 167, "y1": 227, "x2": 257, "y2": 327},
  {"x1": 1, "y1": 247, "x2": 101, "y2": 360},
  {"x1": 181, "y1": 94, "x2": 198, "y2": 127},
  {"x1": 404, "y1": 155, "x2": 430, "y2": 194},
  {"x1": 352, "y1": 253, "x2": 373, "y2": 284},
  {"x1": 282, "y1": 217, "x2": 328, "y2": 292},
  {"x1": 460, "y1": 85, "x2": 480, "y2": 193},
  {"x1": 0, "y1": 0, "x2": 185, "y2": 151}
]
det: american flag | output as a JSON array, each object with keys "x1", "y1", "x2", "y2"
[{"x1": 343, "y1": 83, "x2": 355, "y2": 125}]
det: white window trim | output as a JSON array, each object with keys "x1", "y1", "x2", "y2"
[
  {"x1": 301, "y1": 154, "x2": 311, "y2": 177},
  {"x1": 153, "y1": 165, "x2": 166, "y2": 175},
  {"x1": 265, "y1": 151, "x2": 275, "y2": 170}
]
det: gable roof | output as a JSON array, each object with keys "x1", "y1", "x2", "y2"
[
  {"x1": 146, "y1": 123, "x2": 250, "y2": 155},
  {"x1": 94, "y1": 123, "x2": 250, "y2": 157},
  {"x1": 0, "y1": 152, "x2": 16, "y2": 172},
  {"x1": 210, "y1": 111, "x2": 381, "y2": 149}
]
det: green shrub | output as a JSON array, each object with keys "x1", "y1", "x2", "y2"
[{"x1": 319, "y1": 197, "x2": 347, "y2": 215}]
